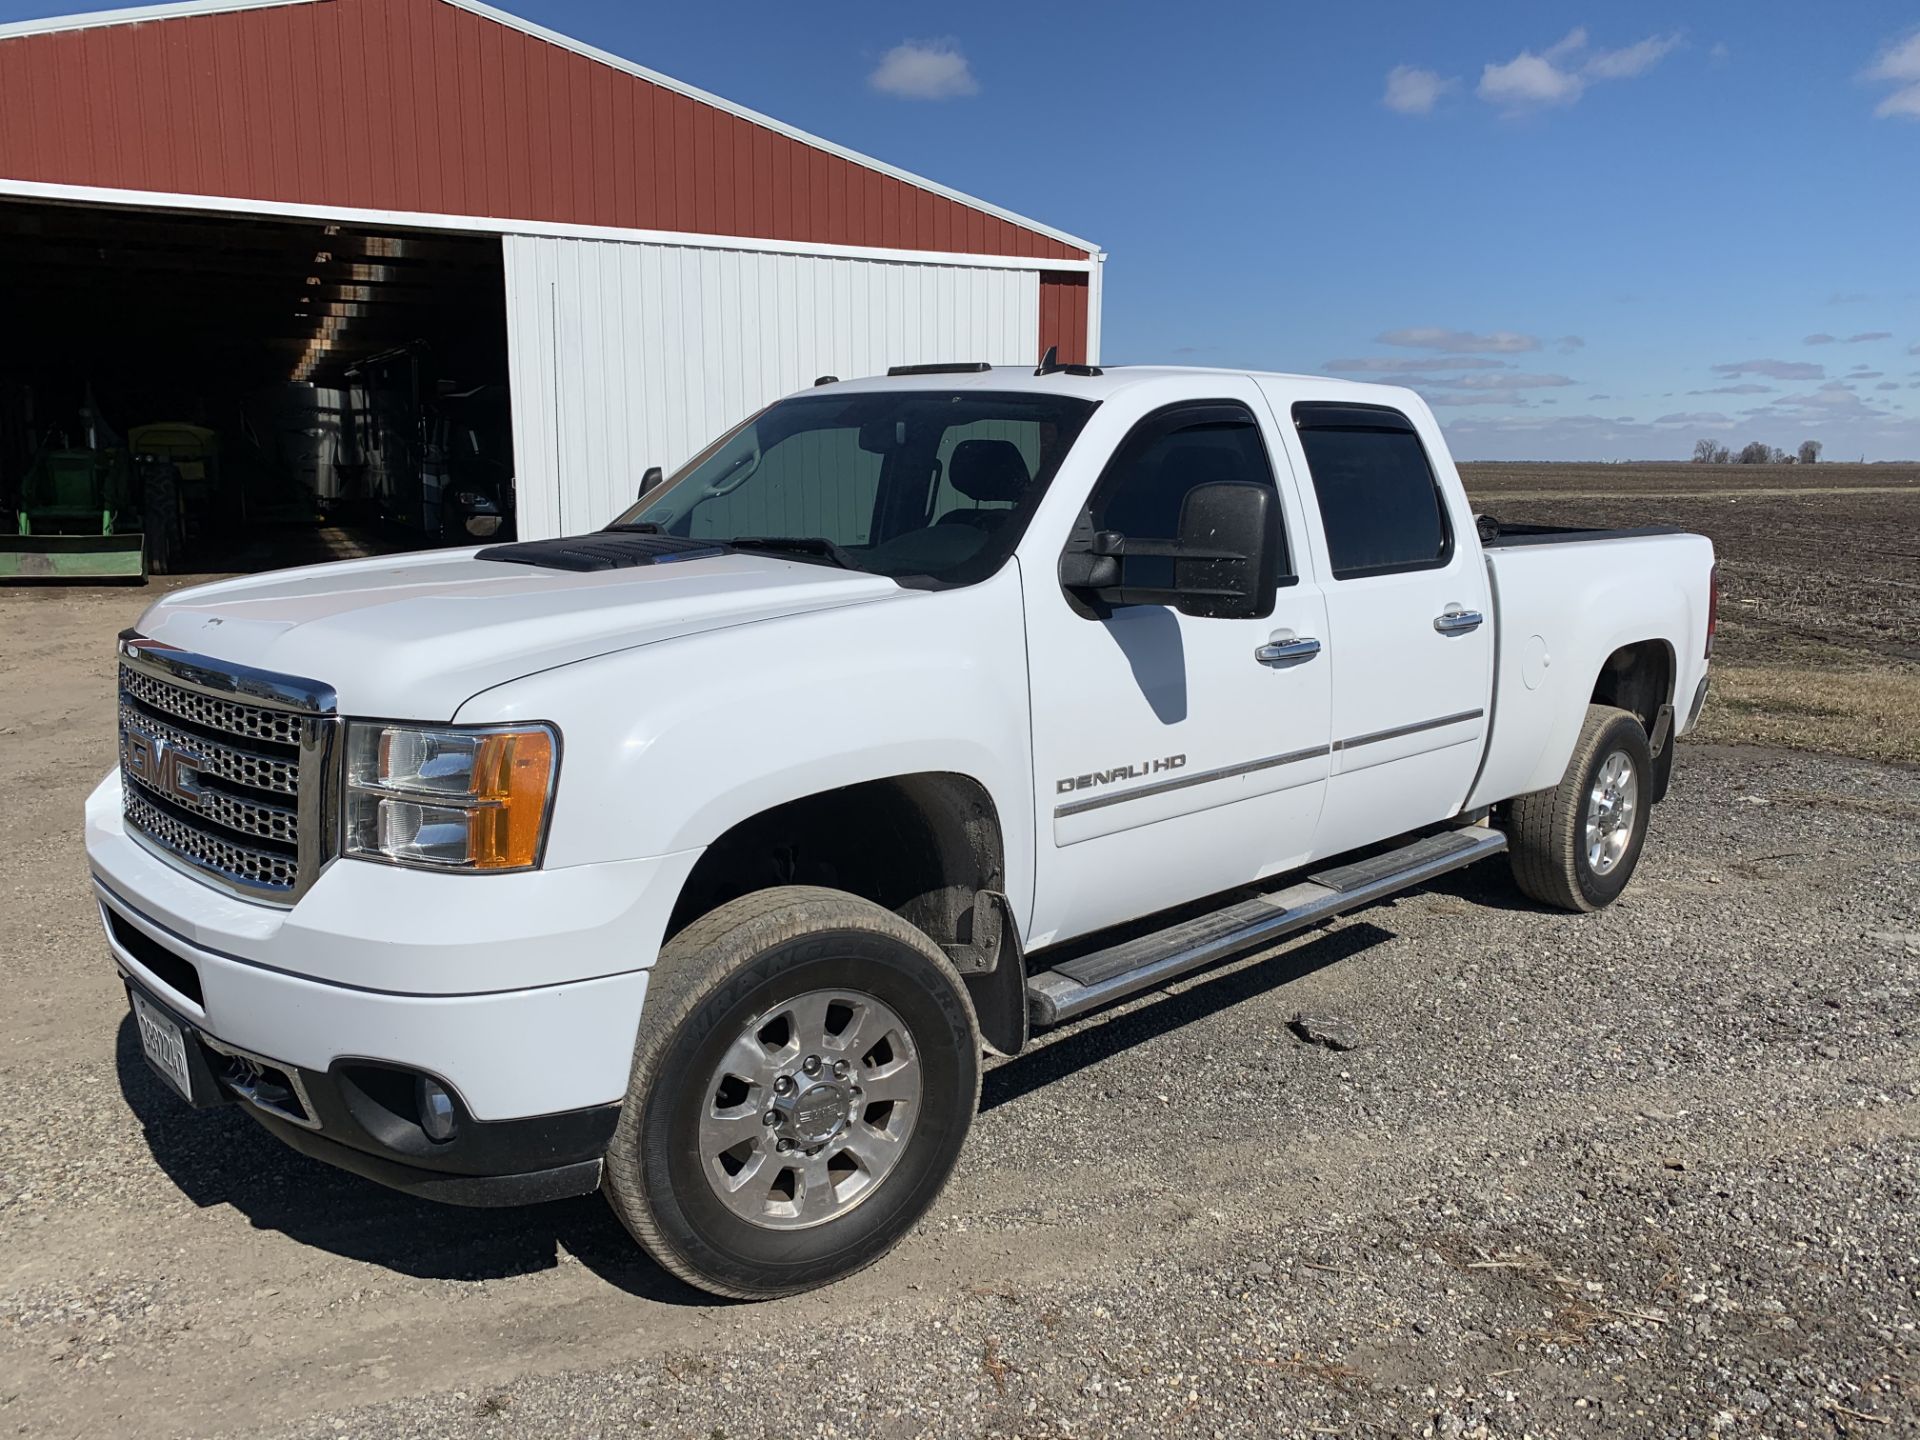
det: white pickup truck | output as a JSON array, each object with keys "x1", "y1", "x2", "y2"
[{"x1": 88, "y1": 363, "x2": 1716, "y2": 1297}]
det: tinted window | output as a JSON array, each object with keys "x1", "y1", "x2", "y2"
[
  {"x1": 930, "y1": 419, "x2": 1044, "y2": 524},
  {"x1": 687, "y1": 427, "x2": 883, "y2": 543},
  {"x1": 611, "y1": 391, "x2": 1097, "y2": 587},
  {"x1": 1087, "y1": 404, "x2": 1290, "y2": 592},
  {"x1": 1292, "y1": 407, "x2": 1451, "y2": 579}
]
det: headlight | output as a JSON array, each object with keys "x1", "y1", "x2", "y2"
[{"x1": 343, "y1": 723, "x2": 558, "y2": 871}]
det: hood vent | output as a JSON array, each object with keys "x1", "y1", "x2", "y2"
[{"x1": 476, "y1": 533, "x2": 729, "y2": 572}]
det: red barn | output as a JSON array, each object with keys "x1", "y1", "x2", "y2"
[{"x1": 0, "y1": 0, "x2": 1102, "y2": 544}]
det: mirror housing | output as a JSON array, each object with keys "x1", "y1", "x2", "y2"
[
  {"x1": 1171, "y1": 481, "x2": 1280, "y2": 619},
  {"x1": 637, "y1": 465, "x2": 663, "y2": 499},
  {"x1": 1059, "y1": 482, "x2": 1279, "y2": 620}
]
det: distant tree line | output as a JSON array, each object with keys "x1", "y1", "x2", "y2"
[{"x1": 1691, "y1": 438, "x2": 1822, "y2": 465}]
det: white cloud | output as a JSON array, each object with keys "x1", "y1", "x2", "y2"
[
  {"x1": 1479, "y1": 44, "x2": 1587, "y2": 109},
  {"x1": 1691, "y1": 383, "x2": 1775, "y2": 396},
  {"x1": 1477, "y1": 28, "x2": 1681, "y2": 112},
  {"x1": 1712, "y1": 358, "x2": 1825, "y2": 380},
  {"x1": 1865, "y1": 28, "x2": 1920, "y2": 115},
  {"x1": 1586, "y1": 33, "x2": 1683, "y2": 79},
  {"x1": 1325, "y1": 356, "x2": 1509, "y2": 372},
  {"x1": 1557, "y1": 335, "x2": 1586, "y2": 353},
  {"x1": 1377, "y1": 327, "x2": 1540, "y2": 353},
  {"x1": 1429, "y1": 391, "x2": 1531, "y2": 407},
  {"x1": 1805, "y1": 333, "x2": 1836, "y2": 345},
  {"x1": 1439, "y1": 372, "x2": 1576, "y2": 390},
  {"x1": 868, "y1": 39, "x2": 978, "y2": 101},
  {"x1": 1867, "y1": 28, "x2": 1920, "y2": 81},
  {"x1": 1383, "y1": 65, "x2": 1456, "y2": 115},
  {"x1": 1652, "y1": 411, "x2": 1732, "y2": 427},
  {"x1": 1709, "y1": 41, "x2": 1731, "y2": 66},
  {"x1": 1848, "y1": 330, "x2": 1893, "y2": 342}
]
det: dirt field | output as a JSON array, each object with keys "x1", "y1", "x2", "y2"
[
  {"x1": 3, "y1": 481, "x2": 1918, "y2": 1437},
  {"x1": 1460, "y1": 462, "x2": 1920, "y2": 764}
]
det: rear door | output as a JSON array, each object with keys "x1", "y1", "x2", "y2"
[
  {"x1": 1022, "y1": 387, "x2": 1332, "y2": 948},
  {"x1": 1265, "y1": 395, "x2": 1494, "y2": 859}
]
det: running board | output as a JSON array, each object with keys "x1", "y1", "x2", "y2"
[{"x1": 1026, "y1": 826, "x2": 1508, "y2": 1026}]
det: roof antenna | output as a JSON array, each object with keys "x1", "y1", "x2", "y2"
[{"x1": 1034, "y1": 344, "x2": 1103, "y2": 379}]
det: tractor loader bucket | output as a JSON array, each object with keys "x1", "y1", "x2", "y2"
[{"x1": 0, "y1": 532, "x2": 146, "y2": 581}]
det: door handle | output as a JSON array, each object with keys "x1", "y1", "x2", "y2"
[
  {"x1": 1433, "y1": 608, "x2": 1485, "y2": 635},
  {"x1": 1254, "y1": 636, "x2": 1322, "y2": 665}
]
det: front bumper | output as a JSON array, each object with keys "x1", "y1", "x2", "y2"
[
  {"x1": 121, "y1": 975, "x2": 617, "y2": 1205},
  {"x1": 88, "y1": 770, "x2": 699, "y2": 1120}
]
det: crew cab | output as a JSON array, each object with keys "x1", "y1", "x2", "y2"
[{"x1": 87, "y1": 363, "x2": 1716, "y2": 1297}]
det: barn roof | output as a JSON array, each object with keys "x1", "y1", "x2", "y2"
[{"x1": 0, "y1": 0, "x2": 1097, "y2": 260}]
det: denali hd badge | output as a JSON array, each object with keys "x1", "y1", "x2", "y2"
[{"x1": 1056, "y1": 755, "x2": 1186, "y2": 795}]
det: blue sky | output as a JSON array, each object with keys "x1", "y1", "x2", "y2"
[{"x1": 6, "y1": 1, "x2": 1920, "y2": 459}]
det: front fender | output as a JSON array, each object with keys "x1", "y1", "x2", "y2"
[{"x1": 454, "y1": 566, "x2": 1037, "y2": 928}]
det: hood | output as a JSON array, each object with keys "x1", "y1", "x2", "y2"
[{"x1": 132, "y1": 546, "x2": 908, "y2": 718}]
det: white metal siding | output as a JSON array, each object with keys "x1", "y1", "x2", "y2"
[{"x1": 503, "y1": 235, "x2": 1043, "y2": 539}]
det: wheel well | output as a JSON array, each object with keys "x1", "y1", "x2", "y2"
[
  {"x1": 1590, "y1": 639, "x2": 1674, "y2": 735},
  {"x1": 664, "y1": 773, "x2": 1006, "y2": 953}
]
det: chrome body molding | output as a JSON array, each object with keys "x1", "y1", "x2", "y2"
[
  {"x1": 1333, "y1": 708, "x2": 1485, "y2": 753},
  {"x1": 1051, "y1": 709, "x2": 1487, "y2": 818},
  {"x1": 1053, "y1": 744, "x2": 1331, "y2": 818}
]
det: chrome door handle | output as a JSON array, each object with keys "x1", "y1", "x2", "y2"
[
  {"x1": 1254, "y1": 636, "x2": 1322, "y2": 665},
  {"x1": 1433, "y1": 609, "x2": 1485, "y2": 635}
]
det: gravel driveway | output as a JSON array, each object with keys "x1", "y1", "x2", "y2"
[{"x1": 2, "y1": 588, "x2": 1916, "y2": 1438}]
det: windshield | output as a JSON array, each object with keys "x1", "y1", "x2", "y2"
[{"x1": 607, "y1": 389, "x2": 1098, "y2": 586}]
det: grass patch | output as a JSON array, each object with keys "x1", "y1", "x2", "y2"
[{"x1": 1694, "y1": 663, "x2": 1920, "y2": 765}]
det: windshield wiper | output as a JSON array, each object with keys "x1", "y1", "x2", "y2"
[
  {"x1": 604, "y1": 520, "x2": 663, "y2": 534},
  {"x1": 725, "y1": 536, "x2": 859, "y2": 570}
]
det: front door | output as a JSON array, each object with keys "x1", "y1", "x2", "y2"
[
  {"x1": 1022, "y1": 389, "x2": 1332, "y2": 949},
  {"x1": 1266, "y1": 394, "x2": 1495, "y2": 859}
]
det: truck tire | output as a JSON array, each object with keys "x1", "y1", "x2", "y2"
[
  {"x1": 1506, "y1": 704, "x2": 1653, "y2": 913},
  {"x1": 604, "y1": 886, "x2": 981, "y2": 1299}
]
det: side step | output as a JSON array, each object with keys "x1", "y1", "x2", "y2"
[{"x1": 1026, "y1": 825, "x2": 1507, "y2": 1026}]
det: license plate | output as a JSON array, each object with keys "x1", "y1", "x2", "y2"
[{"x1": 132, "y1": 990, "x2": 194, "y2": 1101}]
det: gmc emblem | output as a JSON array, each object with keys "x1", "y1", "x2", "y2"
[{"x1": 122, "y1": 725, "x2": 205, "y2": 808}]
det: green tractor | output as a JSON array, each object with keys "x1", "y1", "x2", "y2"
[{"x1": 0, "y1": 442, "x2": 146, "y2": 580}]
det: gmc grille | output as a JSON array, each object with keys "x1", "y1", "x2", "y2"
[{"x1": 116, "y1": 641, "x2": 336, "y2": 904}]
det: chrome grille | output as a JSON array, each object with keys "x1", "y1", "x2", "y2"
[
  {"x1": 116, "y1": 639, "x2": 336, "y2": 904},
  {"x1": 116, "y1": 701, "x2": 299, "y2": 796},
  {"x1": 124, "y1": 789, "x2": 300, "y2": 891},
  {"x1": 120, "y1": 665, "x2": 306, "y2": 745}
]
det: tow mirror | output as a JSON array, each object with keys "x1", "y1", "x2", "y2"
[
  {"x1": 1172, "y1": 481, "x2": 1280, "y2": 619},
  {"x1": 637, "y1": 465, "x2": 663, "y2": 499},
  {"x1": 1059, "y1": 481, "x2": 1279, "y2": 621}
]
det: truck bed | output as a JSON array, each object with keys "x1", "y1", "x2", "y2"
[
  {"x1": 1477, "y1": 517, "x2": 1685, "y2": 548},
  {"x1": 1468, "y1": 526, "x2": 1716, "y2": 811}
]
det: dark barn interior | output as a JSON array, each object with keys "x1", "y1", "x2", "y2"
[{"x1": 0, "y1": 197, "x2": 513, "y2": 575}]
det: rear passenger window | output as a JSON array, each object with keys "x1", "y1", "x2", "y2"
[
  {"x1": 1086, "y1": 403, "x2": 1292, "y2": 592},
  {"x1": 1292, "y1": 404, "x2": 1452, "y2": 580}
]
